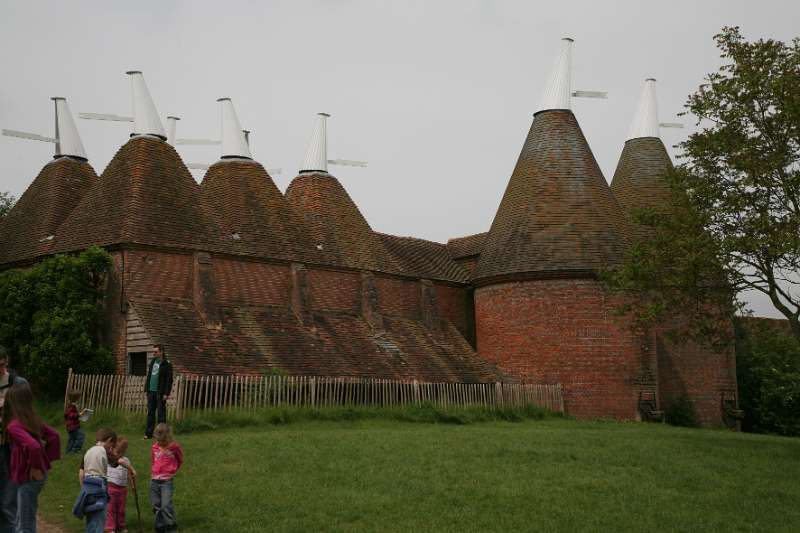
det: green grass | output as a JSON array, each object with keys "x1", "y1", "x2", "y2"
[{"x1": 35, "y1": 405, "x2": 800, "y2": 532}]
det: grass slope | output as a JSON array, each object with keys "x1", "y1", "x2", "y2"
[{"x1": 36, "y1": 407, "x2": 800, "y2": 532}]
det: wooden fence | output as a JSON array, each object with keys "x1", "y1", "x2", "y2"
[{"x1": 64, "y1": 369, "x2": 564, "y2": 420}]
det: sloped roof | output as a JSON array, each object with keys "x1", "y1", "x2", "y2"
[
  {"x1": 131, "y1": 298, "x2": 502, "y2": 382},
  {"x1": 285, "y1": 172, "x2": 400, "y2": 272},
  {"x1": 377, "y1": 233, "x2": 469, "y2": 283},
  {"x1": 53, "y1": 136, "x2": 224, "y2": 254},
  {"x1": 0, "y1": 157, "x2": 97, "y2": 265},
  {"x1": 200, "y1": 159, "x2": 316, "y2": 262},
  {"x1": 446, "y1": 232, "x2": 488, "y2": 260},
  {"x1": 473, "y1": 110, "x2": 629, "y2": 283},
  {"x1": 610, "y1": 137, "x2": 673, "y2": 219}
]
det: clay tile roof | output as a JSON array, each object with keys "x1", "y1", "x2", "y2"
[
  {"x1": 52, "y1": 136, "x2": 224, "y2": 254},
  {"x1": 200, "y1": 159, "x2": 317, "y2": 262},
  {"x1": 446, "y1": 232, "x2": 488, "y2": 260},
  {"x1": 0, "y1": 157, "x2": 97, "y2": 265},
  {"x1": 610, "y1": 137, "x2": 673, "y2": 221},
  {"x1": 377, "y1": 233, "x2": 469, "y2": 283},
  {"x1": 285, "y1": 172, "x2": 400, "y2": 273},
  {"x1": 473, "y1": 110, "x2": 629, "y2": 283},
  {"x1": 131, "y1": 298, "x2": 503, "y2": 382}
]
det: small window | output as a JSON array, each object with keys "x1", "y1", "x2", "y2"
[{"x1": 128, "y1": 352, "x2": 148, "y2": 376}]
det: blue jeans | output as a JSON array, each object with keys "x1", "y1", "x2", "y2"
[
  {"x1": 67, "y1": 428, "x2": 85, "y2": 453},
  {"x1": 0, "y1": 444, "x2": 15, "y2": 533},
  {"x1": 15, "y1": 475, "x2": 46, "y2": 533},
  {"x1": 85, "y1": 506, "x2": 107, "y2": 533},
  {"x1": 0, "y1": 479, "x2": 15, "y2": 533},
  {"x1": 150, "y1": 479, "x2": 177, "y2": 532}
]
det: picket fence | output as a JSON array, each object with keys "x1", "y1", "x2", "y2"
[{"x1": 64, "y1": 369, "x2": 564, "y2": 420}]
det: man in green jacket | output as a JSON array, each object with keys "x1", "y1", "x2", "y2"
[{"x1": 144, "y1": 344, "x2": 173, "y2": 440}]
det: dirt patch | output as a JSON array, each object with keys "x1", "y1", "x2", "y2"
[{"x1": 38, "y1": 515, "x2": 68, "y2": 533}]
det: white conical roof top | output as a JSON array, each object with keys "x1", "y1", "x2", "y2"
[
  {"x1": 126, "y1": 71, "x2": 166, "y2": 139},
  {"x1": 165, "y1": 116, "x2": 180, "y2": 145},
  {"x1": 538, "y1": 38, "x2": 574, "y2": 113},
  {"x1": 300, "y1": 113, "x2": 329, "y2": 173},
  {"x1": 51, "y1": 97, "x2": 87, "y2": 160},
  {"x1": 217, "y1": 98, "x2": 252, "y2": 159},
  {"x1": 627, "y1": 78, "x2": 660, "y2": 140}
]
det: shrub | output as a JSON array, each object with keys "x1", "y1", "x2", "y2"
[
  {"x1": 0, "y1": 247, "x2": 114, "y2": 398},
  {"x1": 735, "y1": 320, "x2": 800, "y2": 437}
]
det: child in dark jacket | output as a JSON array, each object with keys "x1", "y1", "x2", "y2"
[
  {"x1": 2, "y1": 383, "x2": 61, "y2": 533},
  {"x1": 64, "y1": 390, "x2": 87, "y2": 453},
  {"x1": 150, "y1": 424, "x2": 183, "y2": 533}
]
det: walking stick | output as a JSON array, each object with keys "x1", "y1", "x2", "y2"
[{"x1": 131, "y1": 474, "x2": 145, "y2": 533}]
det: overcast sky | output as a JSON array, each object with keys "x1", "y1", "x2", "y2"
[{"x1": 1, "y1": 1, "x2": 798, "y2": 317}]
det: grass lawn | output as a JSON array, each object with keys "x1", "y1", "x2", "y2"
[{"x1": 35, "y1": 407, "x2": 800, "y2": 532}]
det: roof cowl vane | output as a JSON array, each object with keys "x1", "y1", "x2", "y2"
[
  {"x1": 126, "y1": 71, "x2": 166, "y2": 140},
  {"x1": 538, "y1": 38, "x2": 574, "y2": 112},
  {"x1": 217, "y1": 98, "x2": 252, "y2": 160},
  {"x1": 52, "y1": 97, "x2": 88, "y2": 161},
  {"x1": 165, "y1": 116, "x2": 180, "y2": 145},
  {"x1": 627, "y1": 78, "x2": 660, "y2": 140},
  {"x1": 300, "y1": 113, "x2": 330, "y2": 174},
  {"x1": 537, "y1": 38, "x2": 608, "y2": 114}
]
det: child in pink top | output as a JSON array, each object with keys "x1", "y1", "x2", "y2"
[
  {"x1": 2, "y1": 383, "x2": 61, "y2": 532},
  {"x1": 150, "y1": 424, "x2": 183, "y2": 533}
]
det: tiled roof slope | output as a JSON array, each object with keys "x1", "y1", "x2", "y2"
[
  {"x1": 446, "y1": 232, "x2": 488, "y2": 260},
  {"x1": 285, "y1": 172, "x2": 400, "y2": 273},
  {"x1": 53, "y1": 136, "x2": 223, "y2": 254},
  {"x1": 377, "y1": 233, "x2": 469, "y2": 283},
  {"x1": 131, "y1": 298, "x2": 502, "y2": 382},
  {"x1": 610, "y1": 137, "x2": 673, "y2": 221},
  {"x1": 473, "y1": 110, "x2": 629, "y2": 282},
  {"x1": 200, "y1": 160, "x2": 317, "y2": 262},
  {"x1": 0, "y1": 157, "x2": 97, "y2": 265}
]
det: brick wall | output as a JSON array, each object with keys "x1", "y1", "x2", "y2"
[
  {"x1": 434, "y1": 284, "x2": 469, "y2": 336},
  {"x1": 475, "y1": 278, "x2": 643, "y2": 419},
  {"x1": 374, "y1": 276, "x2": 420, "y2": 319},
  {"x1": 123, "y1": 250, "x2": 193, "y2": 300},
  {"x1": 307, "y1": 268, "x2": 361, "y2": 313},
  {"x1": 213, "y1": 257, "x2": 290, "y2": 306},
  {"x1": 656, "y1": 328, "x2": 737, "y2": 427}
]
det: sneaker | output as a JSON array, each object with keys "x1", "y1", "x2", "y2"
[{"x1": 143, "y1": 435, "x2": 151, "y2": 440}]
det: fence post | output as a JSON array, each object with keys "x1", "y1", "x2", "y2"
[{"x1": 63, "y1": 368, "x2": 73, "y2": 411}]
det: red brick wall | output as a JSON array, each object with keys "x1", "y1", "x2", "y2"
[
  {"x1": 475, "y1": 279, "x2": 643, "y2": 419},
  {"x1": 123, "y1": 250, "x2": 193, "y2": 300},
  {"x1": 307, "y1": 268, "x2": 360, "y2": 313},
  {"x1": 213, "y1": 258, "x2": 290, "y2": 306},
  {"x1": 656, "y1": 328, "x2": 737, "y2": 427},
  {"x1": 435, "y1": 284, "x2": 468, "y2": 334},
  {"x1": 375, "y1": 276, "x2": 419, "y2": 319}
]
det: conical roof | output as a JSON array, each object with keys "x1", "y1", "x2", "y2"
[
  {"x1": 201, "y1": 159, "x2": 315, "y2": 262},
  {"x1": 611, "y1": 78, "x2": 674, "y2": 227},
  {"x1": 54, "y1": 136, "x2": 218, "y2": 253},
  {"x1": 473, "y1": 110, "x2": 629, "y2": 283},
  {"x1": 285, "y1": 171, "x2": 399, "y2": 272},
  {"x1": 0, "y1": 157, "x2": 97, "y2": 265},
  {"x1": 610, "y1": 137, "x2": 673, "y2": 219}
]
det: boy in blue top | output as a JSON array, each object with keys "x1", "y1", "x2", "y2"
[{"x1": 144, "y1": 345, "x2": 173, "y2": 440}]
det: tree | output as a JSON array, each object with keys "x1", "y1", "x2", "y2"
[
  {"x1": 0, "y1": 191, "x2": 15, "y2": 218},
  {"x1": 735, "y1": 319, "x2": 800, "y2": 436},
  {"x1": 606, "y1": 27, "x2": 800, "y2": 343},
  {"x1": 0, "y1": 246, "x2": 114, "y2": 397}
]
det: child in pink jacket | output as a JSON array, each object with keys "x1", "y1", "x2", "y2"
[
  {"x1": 150, "y1": 424, "x2": 183, "y2": 533},
  {"x1": 3, "y1": 383, "x2": 60, "y2": 532}
]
